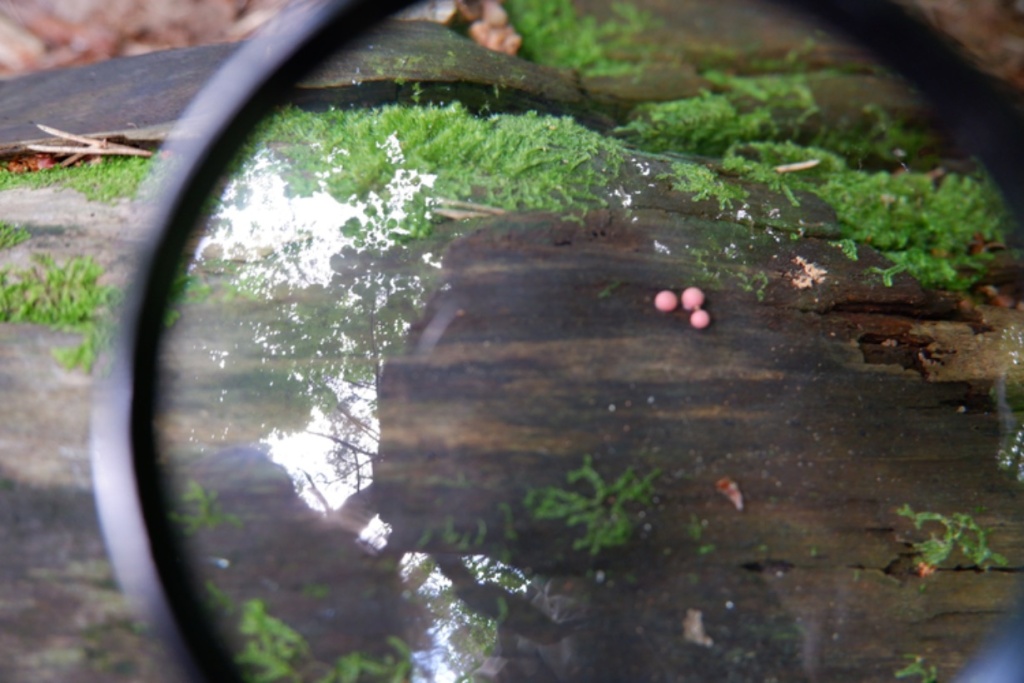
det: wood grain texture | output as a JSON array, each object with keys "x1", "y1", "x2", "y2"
[{"x1": 374, "y1": 209, "x2": 1023, "y2": 680}]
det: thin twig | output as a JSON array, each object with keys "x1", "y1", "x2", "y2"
[
  {"x1": 306, "y1": 430, "x2": 379, "y2": 459},
  {"x1": 27, "y1": 144, "x2": 152, "y2": 157},
  {"x1": 301, "y1": 470, "x2": 333, "y2": 512},
  {"x1": 436, "y1": 198, "x2": 506, "y2": 214},
  {"x1": 59, "y1": 153, "x2": 87, "y2": 168},
  {"x1": 434, "y1": 198, "x2": 506, "y2": 219},
  {"x1": 35, "y1": 123, "x2": 102, "y2": 146},
  {"x1": 434, "y1": 208, "x2": 500, "y2": 220},
  {"x1": 774, "y1": 159, "x2": 820, "y2": 174},
  {"x1": 334, "y1": 400, "x2": 380, "y2": 442},
  {"x1": 28, "y1": 123, "x2": 153, "y2": 158}
]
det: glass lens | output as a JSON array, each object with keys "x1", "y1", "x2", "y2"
[{"x1": 151, "y1": 2, "x2": 1021, "y2": 681}]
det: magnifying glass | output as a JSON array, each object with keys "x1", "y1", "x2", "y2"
[{"x1": 92, "y1": 0, "x2": 1024, "y2": 681}]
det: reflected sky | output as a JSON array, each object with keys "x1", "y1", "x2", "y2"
[
  {"x1": 180, "y1": 141, "x2": 443, "y2": 511},
  {"x1": 198, "y1": 142, "x2": 437, "y2": 293},
  {"x1": 161, "y1": 134, "x2": 492, "y2": 679}
]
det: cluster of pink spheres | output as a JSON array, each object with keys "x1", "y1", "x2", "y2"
[{"x1": 654, "y1": 287, "x2": 710, "y2": 329}]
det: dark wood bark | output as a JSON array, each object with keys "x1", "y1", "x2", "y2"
[{"x1": 374, "y1": 209, "x2": 1024, "y2": 681}]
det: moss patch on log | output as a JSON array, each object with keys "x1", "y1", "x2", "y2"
[
  {"x1": 0, "y1": 254, "x2": 117, "y2": 370},
  {"x1": 617, "y1": 72, "x2": 940, "y2": 167},
  {"x1": 619, "y1": 92, "x2": 776, "y2": 158},
  {"x1": 236, "y1": 99, "x2": 1008, "y2": 291},
  {"x1": 242, "y1": 102, "x2": 626, "y2": 241},
  {"x1": 720, "y1": 141, "x2": 1009, "y2": 290},
  {"x1": 505, "y1": 0, "x2": 661, "y2": 77},
  {"x1": 659, "y1": 160, "x2": 749, "y2": 210}
]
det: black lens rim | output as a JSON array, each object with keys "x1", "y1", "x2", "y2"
[
  {"x1": 91, "y1": 1, "x2": 414, "y2": 680},
  {"x1": 91, "y1": 1, "x2": 1024, "y2": 681}
]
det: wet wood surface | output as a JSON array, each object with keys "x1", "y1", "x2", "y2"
[{"x1": 374, "y1": 209, "x2": 1024, "y2": 681}]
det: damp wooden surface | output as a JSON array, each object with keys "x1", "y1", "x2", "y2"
[{"x1": 375, "y1": 209, "x2": 1024, "y2": 681}]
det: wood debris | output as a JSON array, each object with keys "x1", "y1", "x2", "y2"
[
  {"x1": 396, "y1": 0, "x2": 521, "y2": 55},
  {"x1": 26, "y1": 124, "x2": 152, "y2": 167},
  {"x1": 715, "y1": 477, "x2": 744, "y2": 511},
  {"x1": 683, "y1": 608, "x2": 714, "y2": 647},
  {"x1": 434, "y1": 198, "x2": 506, "y2": 220},
  {"x1": 774, "y1": 159, "x2": 820, "y2": 174},
  {"x1": 789, "y1": 255, "x2": 828, "y2": 289}
]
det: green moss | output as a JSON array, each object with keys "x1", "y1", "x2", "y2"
[
  {"x1": 744, "y1": 38, "x2": 822, "y2": 74},
  {"x1": 895, "y1": 655, "x2": 938, "y2": 683},
  {"x1": 686, "y1": 514, "x2": 705, "y2": 540},
  {"x1": 616, "y1": 73, "x2": 817, "y2": 157},
  {"x1": 233, "y1": 99, "x2": 999, "y2": 291},
  {"x1": 897, "y1": 504, "x2": 1007, "y2": 569},
  {"x1": 429, "y1": 515, "x2": 488, "y2": 551},
  {"x1": 721, "y1": 141, "x2": 1009, "y2": 290},
  {"x1": 660, "y1": 160, "x2": 749, "y2": 209},
  {"x1": 505, "y1": 0, "x2": 660, "y2": 76},
  {"x1": 814, "y1": 103, "x2": 941, "y2": 168},
  {"x1": 235, "y1": 599, "x2": 411, "y2": 683},
  {"x1": 169, "y1": 480, "x2": 242, "y2": 536},
  {"x1": 165, "y1": 265, "x2": 211, "y2": 327},
  {"x1": 819, "y1": 172, "x2": 1005, "y2": 289},
  {"x1": 51, "y1": 320, "x2": 113, "y2": 371},
  {"x1": 866, "y1": 264, "x2": 907, "y2": 288},
  {"x1": 325, "y1": 637, "x2": 411, "y2": 683},
  {"x1": 301, "y1": 583, "x2": 329, "y2": 600},
  {"x1": 0, "y1": 253, "x2": 117, "y2": 370},
  {"x1": 247, "y1": 102, "x2": 625, "y2": 241},
  {"x1": 618, "y1": 73, "x2": 939, "y2": 167},
  {"x1": 236, "y1": 599, "x2": 310, "y2": 683},
  {"x1": 735, "y1": 269, "x2": 770, "y2": 301},
  {"x1": 524, "y1": 455, "x2": 659, "y2": 556},
  {"x1": 618, "y1": 93, "x2": 774, "y2": 157},
  {"x1": 829, "y1": 238, "x2": 859, "y2": 261},
  {"x1": 206, "y1": 580, "x2": 235, "y2": 615},
  {"x1": 0, "y1": 156, "x2": 149, "y2": 202},
  {"x1": 597, "y1": 280, "x2": 624, "y2": 298},
  {"x1": 704, "y1": 70, "x2": 818, "y2": 111},
  {"x1": 721, "y1": 141, "x2": 846, "y2": 204},
  {"x1": 0, "y1": 222, "x2": 30, "y2": 250}
]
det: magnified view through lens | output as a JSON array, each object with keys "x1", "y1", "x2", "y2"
[{"x1": 150, "y1": 1, "x2": 1022, "y2": 681}]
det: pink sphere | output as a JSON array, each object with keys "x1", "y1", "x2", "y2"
[
  {"x1": 654, "y1": 290, "x2": 678, "y2": 312},
  {"x1": 690, "y1": 309, "x2": 711, "y2": 329},
  {"x1": 681, "y1": 286, "x2": 705, "y2": 311}
]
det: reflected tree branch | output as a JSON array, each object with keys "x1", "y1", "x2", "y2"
[
  {"x1": 306, "y1": 429, "x2": 380, "y2": 460},
  {"x1": 333, "y1": 399, "x2": 380, "y2": 443}
]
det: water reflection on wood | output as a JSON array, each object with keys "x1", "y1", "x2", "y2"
[{"x1": 165, "y1": 208, "x2": 1024, "y2": 682}]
